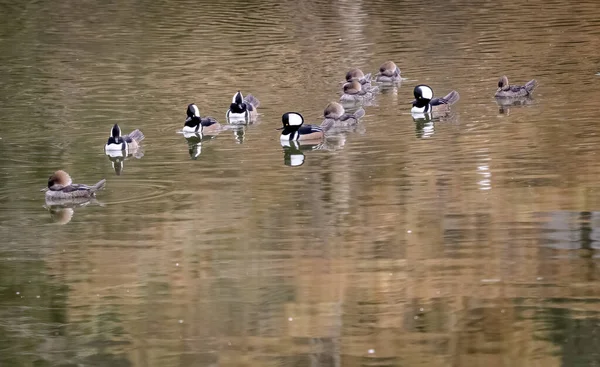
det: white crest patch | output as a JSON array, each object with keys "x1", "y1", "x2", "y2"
[
  {"x1": 192, "y1": 104, "x2": 200, "y2": 117},
  {"x1": 419, "y1": 86, "x2": 433, "y2": 99},
  {"x1": 287, "y1": 113, "x2": 303, "y2": 127},
  {"x1": 232, "y1": 91, "x2": 242, "y2": 104}
]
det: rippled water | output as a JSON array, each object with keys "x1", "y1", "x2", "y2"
[{"x1": 2, "y1": 0, "x2": 600, "y2": 365}]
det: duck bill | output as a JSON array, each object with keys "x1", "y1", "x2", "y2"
[
  {"x1": 275, "y1": 127, "x2": 284, "y2": 130},
  {"x1": 40, "y1": 187, "x2": 48, "y2": 192}
]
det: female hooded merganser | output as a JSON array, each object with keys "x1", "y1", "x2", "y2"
[
  {"x1": 345, "y1": 68, "x2": 372, "y2": 86},
  {"x1": 226, "y1": 91, "x2": 260, "y2": 124},
  {"x1": 184, "y1": 104, "x2": 220, "y2": 133},
  {"x1": 104, "y1": 124, "x2": 145, "y2": 154},
  {"x1": 340, "y1": 81, "x2": 379, "y2": 103},
  {"x1": 279, "y1": 112, "x2": 335, "y2": 141},
  {"x1": 411, "y1": 84, "x2": 460, "y2": 114},
  {"x1": 494, "y1": 75, "x2": 538, "y2": 98},
  {"x1": 322, "y1": 102, "x2": 366, "y2": 127},
  {"x1": 375, "y1": 61, "x2": 401, "y2": 83},
  {"x1": 41, "y1": 170, "x2": 106, "y2": 200}
]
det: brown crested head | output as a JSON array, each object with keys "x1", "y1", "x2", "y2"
[
  {"x1": 343, "y1": 80, "x2": 362, "y2": 95},
  {"x1": 324, "y1": 102, "x2": 345, "y2": 119},
  {"x1": 498, "y1": 75, "x2": 509, "y2": 91},
  {"x1": 48, "y1": 170, "x2": 73, "y2": 189},
  {"x1": 345, "y1": 68, "x2": 365, "y2": 82},
  {"x1": 379, "y1": 60, "x2": 397, "y2": 75}
]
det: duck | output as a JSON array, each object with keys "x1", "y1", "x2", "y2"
[
  {"x1": 411, "y1": 84, "x2": 460, "y2": 115},
  {"x1": 340, "y1": 81, "x2": 379, "y2": 103},
  {"x1": 279, "y1": 112, "x2": 336, "y2": 141},
  {"x1": 226, "y1": 91, "x2": 260, "y2": 124},
  {"x1": 322, "y1": 102, "x2": 366, "y2": 127},
  {"x1": 375, "y1": 61, "x2": 401, "y2": 83},
  {"x1": 184, "y1": 104, "x2": 220, "y2": 134},
  {"x1": 41, "y1": 170, "x2": 106, "y2": 201},
  {"x1": 104, "y1": 124, "x2": 145, "y2": 154},
  {"x1": 345, "y1": 68, "x2": 372, "y2": 86},
  {"x1": 494, "y1": 75, "x2": 538, "y2": 98}
]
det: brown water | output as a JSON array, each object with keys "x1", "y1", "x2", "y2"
[{"x1": 2, "y1": 0, "x2": 600, "y2": 365}]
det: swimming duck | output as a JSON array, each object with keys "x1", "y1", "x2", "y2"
[
  {"x1": 340, "y1": 81, "x2": 379, "y2": 103},
  {"x1": 494, "y1": 75, "x2": 538, "y2": 98},
  {"x1": 184, "y1": 104, "x2": 220, "y2": 134},
  {"x1": 375, "y1": 61, "x2": 401, "y2": 83},
  {"x1": 104, "y1": 124, "x2": 145, "y2": 154},
  {"x1": 226, "y1": 91, "x2": 260, "y2": 124},
  {"x1": 279, "y1": 112, "x2": 335, "y2": 141},
  {"x1": 41, "y1": 170, "x2": 106, "y2": 201},
  {"x1": 411, "y1": 84, "x2": 460, "y2": 114},
  {"x1": 322, "y1": 102, "x2": 366, "y2": 127},
  {"x1": 345, "y1": 68, "x2": 372, "y2": 86}
]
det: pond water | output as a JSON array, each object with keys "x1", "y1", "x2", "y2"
[{"x1": 2, "y1": 0, "x2": 600, "y2": 365}]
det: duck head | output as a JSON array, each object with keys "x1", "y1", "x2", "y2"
[
  {"x1": 342, "y1": 80, "x2": 362, "y2": 95},
  {"x1": 186, "y1": 104, "x2": 201, "y2": 120},
  {"x1": 412, "y1": 84, "x2": 434, "y2": 108},
  {"x1": 497, "y1": 75, "x2": 510, "y2": 92},
  {"x1": 278, "y1": 112, "x2": 304, "y2": 134},
  {"x1": 324, "y1": 102, "x2": 345, "y2": 119},
  {"x1": 345, "y1": 68, "x2": 365, "y2": 82},
  {"x1": 47, "y1": 170, "x2": 73, "y2": 191}
]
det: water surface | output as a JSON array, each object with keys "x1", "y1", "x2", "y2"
[{"x1": 2, "y1": 0, "x2": 600, "y2": 365}]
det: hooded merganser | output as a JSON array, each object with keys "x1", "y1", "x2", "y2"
[
  {"x1": 226, "y1": 91, "x2": 260, "y2": 124},
  {"x1": 322, "y1": 102, "x2": 366, "y2": 127},
  {"x1": 411, "y1": 84, "x2": 460, "y2": 114},
  {"x1": 494, "y1": 75, "x2": 538, "y2": 98},
  {"x1": 41, "y1": 170, "x2": 106, "y2": 201},
  {"x1": 279, "y1": 112, "x2": 336, "y2": 141},
  {"x1": 184, "y1": 104, "x2": 220, "y2": 134},
  {"x1": 340, "y1": 81, "x2": 379, "y2": 103},
  {"x1": 104, "y1": 124, "x2": 144, "y2": 154},
  {"x1": 345, "y1": 68, "x2": 372, "y2": 86},
  {"x1": 375, "y1": 61, "x2": 401, "y2": 83}
]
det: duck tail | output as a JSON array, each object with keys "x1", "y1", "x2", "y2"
[
  {"x1": 443, "y1": 90, "x2": 460, "y2": 105},
  {"x1": 525, "y1": 79, "x2": 538, "y2": 94},
  {"x1": 128, "y1": 129, "x2": 145, "y2": 143},
  {"x1": 92, "y1": 179, "x2": 106, "y2": 193},
  {"x1": 353, "y1": 107, "x2": 366, "y2": 120},
  {"x1": 245, "y1": 94, "x2": 260, "y2": 108}
]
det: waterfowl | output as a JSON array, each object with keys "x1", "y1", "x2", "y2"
[
  {"x1": 41, "y1": 170, "x2": 106, "y2": 201},
  {"x1": 375, "y1": 61, "x2": 401, "y2": 83},
  {"x1": 411, "y1": 84, "x2": 460, "y2": 115},
  {"x1": 104, "y1": 124, "x2": 144, "y2": 154},
  {"x1": 184, "y1": 104, "x2": 220, "y2": 133},
  {"x1": 226, "y1": 91, "x2": 260, "y2": 124},
  {"x1": 279, "y1": 112, "x2": 334, "y2": 141},
  {"x1": 322, "y1": 102, "x2": 365, "y2": 127},
  {"x1": 340, "y1": 81, "x2": 379, "y2": 103},
  {"x1": 495, "y1": 75, "x2": 538, "y2": 98},
  {"x1": 345, "y1": 68, "x2": 372, "y2": 86}
]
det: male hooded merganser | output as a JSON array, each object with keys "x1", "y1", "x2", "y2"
[
  {"x1": 411, "y1": 84, "x2": 460, "y2": 114},
  {"x1": 322, "y1": 102, "x2": 366, "y2": 127},
  {"x1": 375, "y1": 61, "x2": 401, "y2": 83},
  {"x1": 226, "y1": 91, "x2": 260, "y2": 124},
  {"x1": 494, "y1": 75, "x2": 538, "y2": 98},
  {"x1": 104, "y1": 124, "x2": 144, "y2": 154},
  {"x1": 340, "y1": 81, "x2": 379, "y2": 103},
  {"x1": 41, "y1": 170, "x2": 106, "y2": 200},
  {"x1": 279, "y1": 112, "x2": 336, "y2": 141},
  {"x1": 184, "y1": 104, "x2": 221, "y2": 134},
  {"x1": 345, "y1": 68, "x2": 372, "y2": 86}
]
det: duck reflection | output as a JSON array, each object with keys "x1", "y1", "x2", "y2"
[
  {"x1": 413, "y1": 113, "x2": 435, "y2": 139},
  {"x1": 495, "y1": 96, "x2": 535, "y2": 115},
  {"x1": 183, "y1": 131, "x2": 218, "y2": 159},
  {"x1": 281, "y1": 140, "x2": 323, "y2": 167},
  {"x1": 44, "y1": 197, "x2": 101, "y2": 225},
  {"x1": 104, "y1": 148, "x2": 143, "y2": 176}
]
